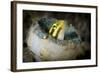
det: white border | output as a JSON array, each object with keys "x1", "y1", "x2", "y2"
[{"x1": 16, "y1": 3, "x2": 96, "y2": 69}]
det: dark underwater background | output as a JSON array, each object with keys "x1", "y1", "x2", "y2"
[{"x1": 23, "y1": 10, "x2": 91, "y2": 62}]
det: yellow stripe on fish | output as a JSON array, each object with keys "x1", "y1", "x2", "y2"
[{"x1": 49, "y1": 20, "x2": 64, "y2": 38}]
